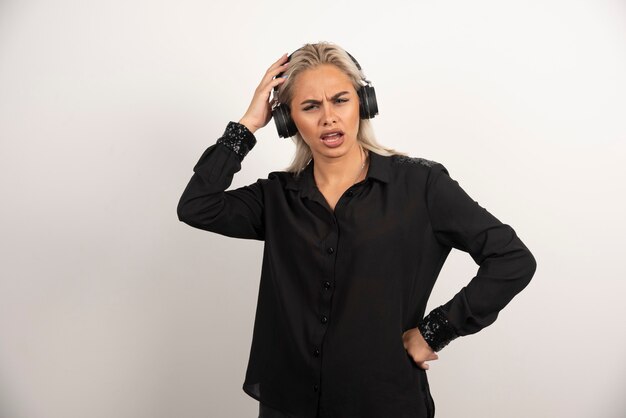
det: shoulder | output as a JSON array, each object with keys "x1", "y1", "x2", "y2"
[
  {"x1": 386, "y1": 154, "x2": 453, "y2": 193},
  {"x1": 264, "y1": 170, "x2": 298, "y2": 190},
  {"x1": 390, "y1": 154, "x2": 440, "y2": 168},
  {"x1": 267, "y1": 170, "x2": 292, "y2": 182},
  {"x1": 389, "y1": 154, "x2": 449, "y2": 179}
]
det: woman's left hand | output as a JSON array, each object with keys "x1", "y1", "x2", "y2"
[{"x1": 402, "y1": 327, "x2": 439, "y2": 370}]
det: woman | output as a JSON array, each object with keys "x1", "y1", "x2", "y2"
[{"x1": 177, "y1": 42, "x2": 537, "y2": 418}]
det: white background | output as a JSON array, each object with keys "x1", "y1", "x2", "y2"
[{"x1": 1, "y1": 0, "x2": 625, "y2": 417}]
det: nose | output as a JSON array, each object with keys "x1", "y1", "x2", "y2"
[{"x1": 321, "y1": 101, "x2": 337, "y2": 126}]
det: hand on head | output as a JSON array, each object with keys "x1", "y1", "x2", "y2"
[{"x1": 238, "y1": 54, "x2": 290, "y2": 135}]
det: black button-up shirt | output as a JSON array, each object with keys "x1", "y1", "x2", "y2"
[{"x1": 177, "y1": 122, "x2": 537, "y2": 418}]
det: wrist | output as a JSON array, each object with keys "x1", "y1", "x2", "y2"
[
  {"x1": 216, "y1": 121, "x2": 257, "y2": 161},
  {"x1": 417, "y1": 306, "x2": 459, "y2": 352},
  {"x1": 238, "y1": 118, "x2": 258, "y2": 135}
]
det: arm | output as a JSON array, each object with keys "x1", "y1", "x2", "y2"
[
  {"x1": 177, "y1": 121, "x2": 265, "y2": 240},
  {"x1": 417, "y1": 163, "x2": 537, "y2": 352},
  {"x1": 176, "y1": 53, "x2": 291, "y2": 240}
]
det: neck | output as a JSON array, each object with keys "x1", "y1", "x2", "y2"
[{"x1": 313, "y1": 143, "x2": 369, "y2": 188}]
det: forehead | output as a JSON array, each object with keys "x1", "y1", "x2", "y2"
[{"x1": 292, "y1": 64, "x2": 355, "y2": 98}]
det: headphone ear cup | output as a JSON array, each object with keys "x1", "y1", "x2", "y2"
[
  {"x1": 357, "y1": 84, "x2": 379, "y2": 119},
  {"x1": 272, "y1": 103, "x2": 298, "y2": 138}
]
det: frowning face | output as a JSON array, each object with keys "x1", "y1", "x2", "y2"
[{"x1": 289, "y1": 64, "x2": 361, "y2": 161}]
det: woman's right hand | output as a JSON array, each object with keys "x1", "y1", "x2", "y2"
[{"x1": 238, "y1": 53, "x2": 290, "y2": 135}]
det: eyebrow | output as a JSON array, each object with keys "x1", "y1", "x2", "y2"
[{"x1": 300, "y1": 91, "x2": 350, "y2": 106}]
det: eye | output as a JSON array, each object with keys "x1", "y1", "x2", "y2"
[{"x1": 302, "y1": 98, "x2": 348, "y2": 111}]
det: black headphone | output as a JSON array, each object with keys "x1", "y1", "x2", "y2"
[{"x1": 271, "y1": 48, "x2": 379, "y2": 138}]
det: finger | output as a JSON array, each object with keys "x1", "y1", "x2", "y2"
[
  {"x1": 417, "y1": 362, "x2": 429, "y2": 370},
  {"x1": 256, "y1": 72, "x2": 286, "y2": 93},
  {"x1": 259, "y1": 76, "x2": 287, "y2": 97},
  {"x1": 423, "y1": 354, "x2": 437, "y2": 362},
  {"x1": 267, "y1": 53, "x2": 290, "y2": 73},
  {"x1": 264, "y1": 67, "x2": 290, "y2": 86},
  {"x1": 264, "y1": 62, "x2": 290, "y2": 84},
  {"x1": 275, "y1": 52, "x2": 288, "y2": 64},
  {"x1": 269, "y1": 53, "x2": 287, "y2": 68},
  {"x1": 266, "y1": 57, "x2": 290, "y2": 75}
]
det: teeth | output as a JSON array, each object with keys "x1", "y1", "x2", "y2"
[{"x1": 322, "y1": 133, "x2": 341, "y2": 139}]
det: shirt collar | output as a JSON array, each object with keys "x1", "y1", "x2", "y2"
[{"x1": 285, "y1": 151, "x2": 391, "y2": 196}]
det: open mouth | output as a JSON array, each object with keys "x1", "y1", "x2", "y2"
[{"x1": 320, "y1": 131, "x2": 344, "y2": 143}]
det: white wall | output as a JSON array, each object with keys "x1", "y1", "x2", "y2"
[{"x1": 1, "y1": 1, "x2": 625, "y2": 417}]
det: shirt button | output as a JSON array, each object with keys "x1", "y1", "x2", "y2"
[
  {"x1": 326, "y1": 247, "x2": 334, "y2": 254},
  {"x1": 346, "y1": 190, "x2": 354, "y2": 197},
  {"x1": 321, "y1": 315, "x2": 328, "y2": 324},
  {"x1": 314, "y1": 384, "x2": 319, "y2": 392},
  {"x1": 313, "y1": 348, "x2": 320, "y2": 357},
  {"x1": 323, "y1": 281, "x2": 331, "y2": 289}
]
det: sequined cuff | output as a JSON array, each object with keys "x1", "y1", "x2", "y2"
[
  {"x1": 417, "y1": 306, "x2": 459, "y2": 352},
  {"x1": 216, "y1": 121, "x2": 257, "y2": 160}
]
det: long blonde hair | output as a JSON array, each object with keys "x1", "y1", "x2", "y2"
[{"x1": 276, "y1": 42, "x2": 408, "y2": 178}]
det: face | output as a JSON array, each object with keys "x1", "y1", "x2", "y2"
[{"x1": 289, "y1": 64, "x2": 360, "y2": 160}]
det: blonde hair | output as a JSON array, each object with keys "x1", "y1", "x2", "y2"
[{"x1": 276, "y1": 41, "x2": 408, "y2": 178}]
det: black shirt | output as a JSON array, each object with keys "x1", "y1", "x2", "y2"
[{"x1": 177, "y1": 121, "x2": 537, "y2": 418}]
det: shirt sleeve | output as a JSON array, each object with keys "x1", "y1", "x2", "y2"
[
  {"x1": 417, "y1": 163, "x2": 537, "y2": 352},
  {"x1": 177, "y1": 121, "x2": 265, "y2": 241}
]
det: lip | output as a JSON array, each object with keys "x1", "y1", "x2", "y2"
[{"x1": 320, "y1": 130, "x2": 344, "y2": 139}]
